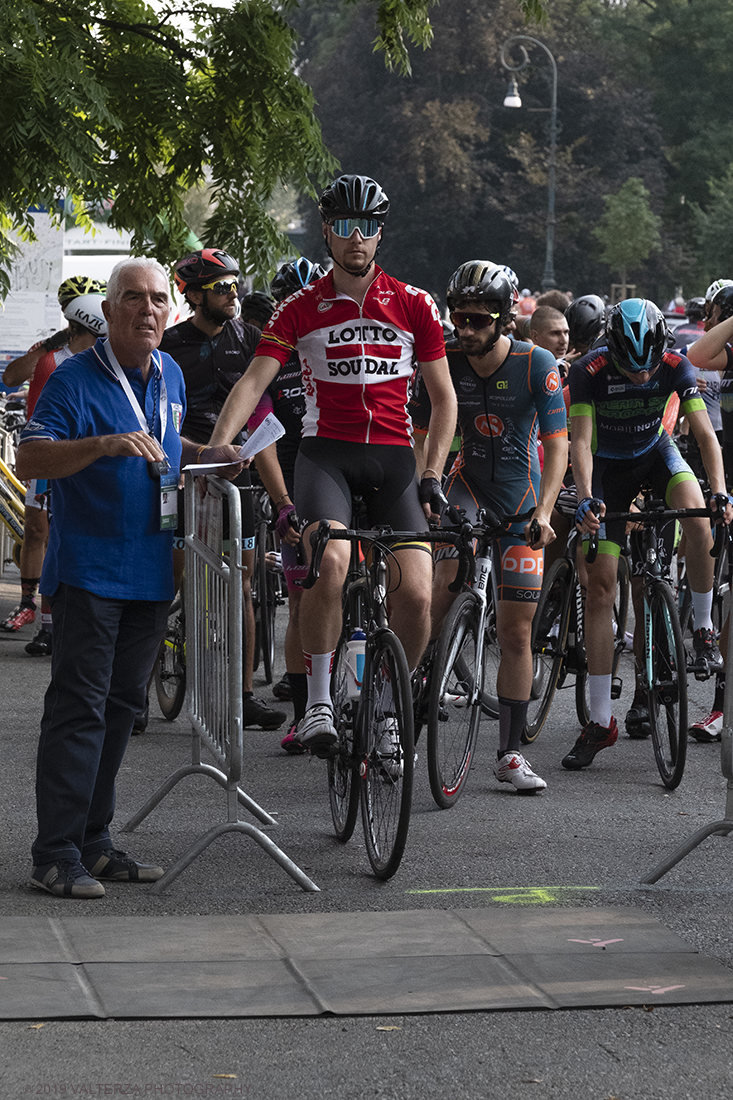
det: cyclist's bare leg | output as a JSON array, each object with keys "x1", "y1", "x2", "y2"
[
  {"x1": 495, "y1": 600, "x2": 536, "y2": 699},
  {"x1": 21, "y1": 504, "x2": 48, "y2": 578},
  {"x1": 671, "y1": 479, "x2": 714, "y2": 593},
  {"x1": 386, "y1": 545, "x2": 432, "y2": 670},
  {"x1": 430, "y1": 557, "x2": 460, "y2": 640},
  {"x1": 285, "y1": 588, "x2": 305, "y2": 673},
  {"x1": 583, "y1": 551, "x2": 619, "y2": 676},
  {"x1": 299, "y1": 521, "x2": 350, "y2": 656}
]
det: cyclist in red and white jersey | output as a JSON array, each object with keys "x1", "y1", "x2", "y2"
[{"x1": 210, "y1": 174, "x2": 457, "y2": 750}]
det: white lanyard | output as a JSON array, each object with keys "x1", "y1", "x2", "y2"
[{"x1": 104, "y1": 340, "x2": 168, "y2": 447}]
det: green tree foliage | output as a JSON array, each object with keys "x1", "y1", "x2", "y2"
[
  {"x1": 0, "y1": 0, "x2": 548, "y2": 295},
  {"x1": 691, "y1": 165, "x2": 733, "y2": 284},
  {"x1": 291, "y1": 0, "x2": 667, "y2": 301},
  {"x1": 592, "y1": 177, "x2": 662, "y2": 288}
]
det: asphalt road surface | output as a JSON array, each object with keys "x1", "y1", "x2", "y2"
[{"x1": 2, "y1": 575, "x2": 733, "y2": 1100}]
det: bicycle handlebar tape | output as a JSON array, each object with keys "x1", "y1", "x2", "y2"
[{"x1": 585, "y1": 498, "x2": 603, "y2": 565}]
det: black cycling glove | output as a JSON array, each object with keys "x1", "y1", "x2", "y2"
[{"x1": 419, "y1": 476, "x2": 448, "y2": 517}]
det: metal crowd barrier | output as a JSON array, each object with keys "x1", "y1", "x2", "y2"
[
  {"x1": 641, "y1": 610, "x2": 733, "y2": 884},
  {"x1": 122, "y1": 471, "x2": 319, "y2": 894}
]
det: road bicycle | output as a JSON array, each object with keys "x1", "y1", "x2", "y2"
[
  {"x1": 412, "y1": 506, "x2": 536, "y2": 809},
  {"x1": 588, "y1": 499, "x2": 719, "y2": 789},
  {"x1": 523, "y1": 526, "x2": 629, "y2": 744},
  {"x1": 251, "y1": 488, "x2": 285, "y2": 685},
  {"x1": 302, "y1": 514, "x2": 423, "y2": 879}
]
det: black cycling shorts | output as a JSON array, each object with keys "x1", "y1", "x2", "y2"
[{"x1": 295, "y1": 437, "x2": 426, "y2": 533}]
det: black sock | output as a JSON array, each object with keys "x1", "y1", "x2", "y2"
[
  {"x1": 288, "y1": 672, "x2": 308, "y2": 723},
  {"x1": 714, "y1": 674, "x2": 726, "y2": 713},
  {"x1": 498, "y1": 697, "x2": 530, "y2": 756}
]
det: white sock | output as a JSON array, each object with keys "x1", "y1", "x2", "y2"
[
  {"x1": 691, "y1": 589, "x2": 713, "y2": 632},
  {"x1": 588, "y1": 674, "x2": 613, "y2": 728},
  {"x1": 304, "y1": 651, "x2": 335, "y2": 709}
]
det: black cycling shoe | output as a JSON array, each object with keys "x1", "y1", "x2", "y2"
[
  {"x1": 25, "y1": 627, "x2": 52, "y2": 656},
  {"x1": 625, "y1": 702, "x2": 651, "y2": 740},
  {"x1": 690, "y1": 628, "x2": 724, "y2": 680}
]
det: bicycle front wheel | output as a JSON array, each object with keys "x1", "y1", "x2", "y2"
[
  {"x1": 360, "y1": 628, "x2": 414, "y2": 879},
  {"x1": 523, "y1": 558, "x2": 572, "y2": 744},
  {"x1": 427, "y1": 591, "x2": 482, "y2": 809},
  {"x1": 328, "y1": 636, "x2": 360, "y2": 842},
  {"x1": 155, "y1": 593, "x2": 186, "y2": 720},
  {"x1": 645, "y1": 582, "x2": 688, "y2": 789}
]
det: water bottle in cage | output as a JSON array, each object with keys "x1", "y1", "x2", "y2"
[{"x1": 345, "y1": 629, "x2": 366, "y2": 698}]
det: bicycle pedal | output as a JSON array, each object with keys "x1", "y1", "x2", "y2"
[{"x1": 611, "y1": 677, "x2": 623, "y2": 700}]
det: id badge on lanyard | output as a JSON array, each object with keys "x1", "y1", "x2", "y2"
[{"x1": 105, "y1": 342, "x2": 178, "y2": 532}]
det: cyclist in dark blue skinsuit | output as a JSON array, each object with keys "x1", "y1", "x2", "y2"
[
  {"x1": 415, "y1": 261, "x2": 567, "y2": 793},
  {"x1": 564, "y1": 298, "x2": 732, "y2": 772}
]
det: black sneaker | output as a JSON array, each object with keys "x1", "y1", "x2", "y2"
[
  {"x1": 82, "y1": 847, "x2": 163, "y2": 882},
  {"x1": 242, "y1": 695, "x2": 286, "y2": 730},
  {"x1": 272, "y1": 673, "x2": 292, "y2": 701},
  {"x1": 691, "y1": 628, "x2": 724, "y2": 678},
  {"x1": 25, "y1": 627, "x2": 52, "y2": 656},
  {"x1": 31, "y1": 859, "x2": 105, "y2": 898},
  {"x1": 625, "y1": 702, "x2": 651, "y2": 740},
  {"x1": 561, "y1": 717, "x2": 619, "y2": 770}
]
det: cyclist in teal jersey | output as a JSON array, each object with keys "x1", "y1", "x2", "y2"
[
  {"x1": 564, "y1": 298, "x2": 731, "y2": 771},
  {"x1": 419, "y1": 262, "x2": 567, "y2": 792}
]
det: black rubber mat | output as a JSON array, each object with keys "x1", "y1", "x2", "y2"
[{"x1": 2, "y1": 907, "x2": 732, "y2": 1019}]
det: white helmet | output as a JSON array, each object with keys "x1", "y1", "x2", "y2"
[
  {"x1": 63, "y1": 293, "x2": 108, "y2": 336},
  {"x1": 705, "y1": 278, "x2": 733, "y2": 303}
]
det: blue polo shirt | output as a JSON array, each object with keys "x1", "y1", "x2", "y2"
[{"x1": 21, "y1": 338, "x2": 186, "y2": 601}]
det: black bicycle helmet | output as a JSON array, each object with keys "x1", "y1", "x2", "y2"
[
  {"x1": 270, "y1": 257, "x2": 326, "y2": 303},
  {"x1": 712, "y1": 284, "x2": 733, "y2": 323},
  {"x1": 686, "y1": 296, "x2": 705, "y2": 323},
  {"x1": 318, "y1": 175, "x2": 390, "y2": 222},
  {"x1": 173, "y1": 248, "x2": 239, "y2": 295},
  {"x1": 446, "y1": 262, "x2": 514, "y2": 328},
  {"x1": 565, "y1": 294, "x2": 606, "y2": 350},
  {"x1": 606, "y1": 298, "x2": 668, "y2": 373},
  {"x1": 239, "y1": 291, "x2": 276, "y2": 327}
]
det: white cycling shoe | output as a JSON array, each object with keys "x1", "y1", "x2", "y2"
[{"x1": 493, "y1": 751, "x2": 547, "y2": 793}]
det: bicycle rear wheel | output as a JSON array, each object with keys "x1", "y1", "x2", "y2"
[
  {"x1": 427, "y1": 591, "x2": 482, "y2": 809},
  {"x1": 328, "y1": 636, "x2": 360, "y2": 842},
  {"x1": 646, "y1": 582, "x2": 688, "y2": 789},
  {"x1": 523, "y1": 558, "x2": 572, "y2": 743},
  {"x1": 360, "y1": 628, "x2": 414, "y2": 879},
  {"x1": 155, "y1": 592, "x2": 186, "y2": 720}
]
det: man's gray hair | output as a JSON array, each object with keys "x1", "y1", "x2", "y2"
[{"x1": 106, "y1": 257, "x2": 170, "y2": 306}]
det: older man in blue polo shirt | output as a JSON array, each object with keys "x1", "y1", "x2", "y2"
[{"x1": 16, "y1": 257, "x2": 242, "y2": 898}]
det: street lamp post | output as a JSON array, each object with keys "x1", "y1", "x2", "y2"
[{"x1": 500, "y1": 35, "x2": 557, "y2": 292}]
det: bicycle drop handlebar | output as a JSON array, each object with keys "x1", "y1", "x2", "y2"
[
  {"x1": 297, "y1": 508, "x2": 538, "y2": 592},
  {"x1": 585, "y1": 504, "x2": 725, "y2": 565}
]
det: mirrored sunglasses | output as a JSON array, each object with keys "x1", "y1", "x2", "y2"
[
  {"x1": 450, "y1": 311, "x2": 500, "y2": 331},
  {"x1": 330, "y1": 217, "x2": 381, "y2": 239},
  {"x1": 201, "y1": 278, "x2": 239, "y2": 295}
]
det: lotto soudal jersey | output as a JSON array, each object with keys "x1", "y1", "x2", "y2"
[
  {"x1": 255, "y1": 267, "x2": 446, "y2": 446},
  {"x1": 569, "y1": 346, "x2": 704, "y2": 460}
]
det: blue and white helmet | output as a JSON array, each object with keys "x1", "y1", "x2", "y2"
[
  {"x1": 270, "y1": 257, "x2": 326, "y2": 302},
  {"x1": 606, "y1": 298, "x2": 667, "y2": 373}
]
